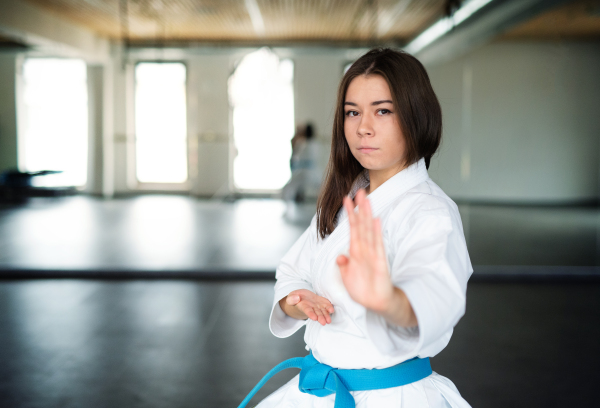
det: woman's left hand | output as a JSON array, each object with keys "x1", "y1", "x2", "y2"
[{"x1": 336, "y1": 189, "x2": 395, "y2": 314}]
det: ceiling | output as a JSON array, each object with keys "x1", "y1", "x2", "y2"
[
  {"x1": 503, "y1": 0, "x2": 600, "y2": 40},
  {"x1": 23, "y1": 0, "x2": 447, "y2": 46},
  {"x1": 0, "y1": 34, "x2": 28, "y2": 48},
  {"x1": 12, "y1": 0, "x2": 600, "y2": 49}
]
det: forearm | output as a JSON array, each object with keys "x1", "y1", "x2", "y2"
[
  {"x1": 279, "y1": 296, "x2": 308, "y2": 320},
  {"x1": 372, "y1": 286, "x2": 417, "y2": 327}
]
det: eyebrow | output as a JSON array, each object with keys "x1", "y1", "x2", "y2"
[{"x1": 344, "y1": 100, "x2": 393, "y2": 107}]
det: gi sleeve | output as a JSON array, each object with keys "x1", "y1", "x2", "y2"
[
  {"x1": 365, "y1": 200, "x2": 472, "y2": 356},
  {"x1": 269, "y1": 215, "x2": 318, "y2": 338}
]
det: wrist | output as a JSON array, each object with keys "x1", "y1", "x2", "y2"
[
  {"x1": 366, "y1": 285, "x2": 397, "y2": 315},
  {"x1": 279, "y1": 296, "x2": 287, "y2": 310},
  {"x1": 279, "y1": 296, "x2": 308, "y2": 320},
  {"x1": 373, "y1": 287, "x2": 417, "y2": 328}
]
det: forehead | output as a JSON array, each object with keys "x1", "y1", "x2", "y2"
[{"x1": 345, "y1": 75, "x2": 392, "y2": 102}]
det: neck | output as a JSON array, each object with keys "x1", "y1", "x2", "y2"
[{"x1": 367, "y1": 163, "x2": 407, "y2": 194}]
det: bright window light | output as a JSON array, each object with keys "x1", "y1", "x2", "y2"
[
  {"x1": 21, "y1": 58, "x2": 88, "y2": 187},
  {"x1": 135, "y1": 62, "x2": 188, "y2": 184},
  {"x1": 229, "y1": 48, "x2": 294, "y2": 190}
]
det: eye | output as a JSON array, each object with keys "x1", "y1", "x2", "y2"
[
  {"x1": 377, "y1": 109, "x2": 392, "y2": 115},
  {"x1": 345, "y1": 110, "x2": 359, "y2": 117}
]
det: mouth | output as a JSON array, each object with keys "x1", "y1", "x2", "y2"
[{"x1": 358, "y1": 147, "x2": 378, "y2": 153}]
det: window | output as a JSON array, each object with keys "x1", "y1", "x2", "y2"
[
  {"x1": 228, "y1": 48, "x2": 294, "y2": 190},
  {"x1": 20, "y1": 58, "x2": 88, "y2": 187},
  {"x1": 135, "y1": 62, "x2": 188, "y2": 184}
]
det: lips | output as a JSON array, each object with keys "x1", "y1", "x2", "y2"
[{"x1": 358, "y1": 147, "x2": 378, "y2": 153}]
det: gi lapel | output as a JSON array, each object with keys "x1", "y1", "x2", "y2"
[{"x1": 312, "y1": 158, "x2": 430, "y2": 287}]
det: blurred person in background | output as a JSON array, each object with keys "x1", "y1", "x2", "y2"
[{"x1": 282, "y1": 122, "x2": 321, "y2": 219}]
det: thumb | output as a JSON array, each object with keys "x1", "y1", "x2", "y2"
[
  {"x1": 336, "y1": 254, "x2": 349, "y2": 267},
  {"x1": 337, "y1": 255, "x2": 349, "y2": 276},
  {"x1": 286, "y1": 294, "x2": 301, "y2": 305}
]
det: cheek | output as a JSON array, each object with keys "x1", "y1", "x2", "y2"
[
  {"x1": 344, "y1": 119, "x2": 353, "y2": 136},
  {"x1": 344, "y1": 122, "x2": 356, "y2": 145},
  {"x1": 389, "y1": 120, "x2": 406, "y2": 152},
  {"x1": 391, "y1": 135, "x2": 407, "y2": 161},
  {"x1": 381, "y1": 126, "x2": 406, "y2": 162}
]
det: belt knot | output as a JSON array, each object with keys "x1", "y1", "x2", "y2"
[
  {"x1": 297, "y1": 354, "x2": 356, "y2": 407},
  {"x1": 299, "y1": 355, "x2": 341, "y2": 396}
]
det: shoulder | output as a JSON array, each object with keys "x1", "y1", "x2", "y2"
[
  {"x1": 386, "y1": 179, "x2": 460, "y2": 233},
  {"x1": 391, "y1": 179, "x2": 457, "y2": 216}
]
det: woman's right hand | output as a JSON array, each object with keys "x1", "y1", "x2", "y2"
[{"x1": 279, "y1": 289, "x2": 335, "y2": 326}]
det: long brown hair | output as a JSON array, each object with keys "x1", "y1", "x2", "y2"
[{"x1": 316, "y1": 48, "x2": 442, "y2": 239}]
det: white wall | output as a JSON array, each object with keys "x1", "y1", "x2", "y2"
[
  {"x1": 86, "y1": 64, "x2": 114, "y2": 196},
  {"x1": 111, "y1": 48, "x2": 356, "y2": 196},
  {"x1": 427, "y1": 41, "x2": 600, "y2": 203},
  {"x1": 188, "y1": 55, "x2": 232, "y2": 196},
  {"x1": 293, "y1": 54, "x2": 344, "y2": 139},
  {"x1": 292, "y1": 52, "x2": 352, "y2": 189}
]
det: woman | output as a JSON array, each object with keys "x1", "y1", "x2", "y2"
[
  {"x1": 243, "y1": 48, "x2": 473, "y2": 408},
  {"x1": 282, "y1": 123, "x2": 321, "y2": 218}
]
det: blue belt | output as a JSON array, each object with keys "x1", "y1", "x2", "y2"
[{"x1": 238, "y1": 353, "x2": 432, "y2": 408}]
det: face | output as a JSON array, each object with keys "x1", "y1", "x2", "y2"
[{"x1": 343, "y1": 74, "x2": 406, "y2": 175}]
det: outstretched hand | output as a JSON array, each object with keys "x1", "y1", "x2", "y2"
[
  {"x1": 280, "y1": 289, "x2": 335, "y2": 326},
  {"x1": 336, "y1": 189, "x2": 395, "y2": 314}
]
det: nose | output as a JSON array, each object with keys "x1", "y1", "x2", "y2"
[{"x1": 357, "y1": 114, "x2": 374, "y2": 138}]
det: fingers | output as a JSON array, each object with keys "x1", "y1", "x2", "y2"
[
  {"x1": 286, "y1": 294, "x2": 301, "y2": 306},
  {"x1": 343, "y1": 195, "x2": 355, "y2": 220},
  {"x1": 343, "y1": 197, "x2": 359, "y2": 255},
  {"x1": 346, "y1": 189, "x2": 377, "y2": 261},
  {"x1": 300, "y1": 304, "x2": 326, "y2": 325},
  {"x1": 373, "y1": 217, "x2": 386, "y2": 259},
  {"x1": 317, "y1": 298, "x2": 335, "y2": 324},
  {"x1": 313, "y1": 306, "x2": 327, "y2": 326},
  {"x1": 304, "y1": 308, "x2": 318, "y2": 322},
  {"x1": 356, "y1": 190, "x2": 374, "y2": 247},
  {"x1": 356, "y1": 191, "x2": 368, "y2": 248},
  {"x1": 290, "y1": 290, "x2": 335, "y2": 325},
  {"x1": 314, "y1": 303, "x2": 334, "y2": 325},
  {"x1": 298, "y1": 302, "x2": 335, "y2": 326},
  {"x1": 320, "y1": 305, "x2": 332, "y2": 324}
]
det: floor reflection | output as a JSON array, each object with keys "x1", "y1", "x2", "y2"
[{"x1": 0, "y1": 196, "x2": 598, "y2": 275}]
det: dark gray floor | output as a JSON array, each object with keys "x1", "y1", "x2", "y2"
[
  {"x1": 0, "y1": 280, "x2": 597, "y2": 408},
  {"x1": 0, "y1": 196, "x2": 599, "y2": 277},
  {"x1": 1, "y1": 196, "x2": 599, "y2": 407}
]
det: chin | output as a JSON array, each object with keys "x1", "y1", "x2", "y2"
[
  {"x1": 355, "y1": 157, "x2": 382, "y2": 169},
  {"x1": 355, "y1": 158, "x2": 371, "y2": 169}
]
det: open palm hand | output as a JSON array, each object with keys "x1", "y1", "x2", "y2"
[
  {"x1": 336, "y1": 189, "x2": 394, "y2": 313},
  {"x1": 285, "y1": 289, "x2": 335, "y2": 326}
]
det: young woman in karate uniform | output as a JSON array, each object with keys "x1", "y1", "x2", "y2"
[{"x1": 248, "y1": 48, "x2": 473, "y2": 408}]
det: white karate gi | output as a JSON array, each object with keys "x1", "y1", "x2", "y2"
[{"x1": 258, "y1": 158, "x2": 473, "y2": 408}]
